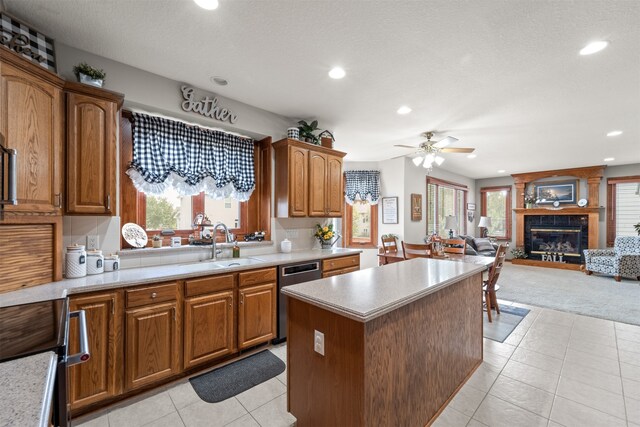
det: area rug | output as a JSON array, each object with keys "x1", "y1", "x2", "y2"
[
  {"x1": 190, "y1": 350, "x2": 285, "y2": 403},
  {"x1": 483, "y1": 305, "x2": 530, "y2": 343},
  {"x1": 497, "y1": 263, "x2": 640, "y2": 325}
]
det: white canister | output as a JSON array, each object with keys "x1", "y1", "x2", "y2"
[
  {"x1": 287, "y1": 127, "x2": 299, "y2": 140},
  {"x1": 87, "y1": 250, "x2": 104, "y2": 275},
  {"x1": 66, "y1": 244, "x2": 87, "y2": 278},
  {"x1": 280, "y1": 238, "x2": 292, "y2": 253},
  {"x1": 171, "y1": 237, "x2": 182, "y2": 247},
  {"x1": 104, "y1": 254, "x2": 119, "y2": 272}
]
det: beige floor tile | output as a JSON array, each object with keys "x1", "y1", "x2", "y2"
[
  {"x1": 569, "y1": 332, "x2": 617, "y2": 351},
  {"x1": 224, "y1": 414, "x2": 260, "y2": 427},
  {"x1": 483, "y1": 350, "x2": 509, "y2": 370},
  {"x1": 627, "y1": 396, "x2": 640, "y2": 425},
  {"x1": 622, "y1": 362, "x2": 640, "y2": 382},
  {"x1": 535, "y1": 310, "x2": 575, "y2": 328},
  {"x1": 474, "y1": 395, "x2": 547, "y2": 427},
  {"x1": 489, "y1": 375, "x2": 555, "y2": 418},
  {"x1": 564, "y1": 348, "x2": 620, "y2": 376},
  {"x1": 431, "y1": 406, "x2": 471, "y2": 427},
  {"x1": 623, "y1": 377, "x2": 640, "y2": 400},
  {"x1": 547, "y1": 421, "x2": 563, "y2": 427},
  {"x1": 167, "y1": 381, "x2": 202, "y2": 410},
  {"x1": 529, "y1": 321, "x2": 573, "y2": 338},
  {"x1": 567, "y1": 338, "x2": 619, "y2": 360},
  {"x1": 250, "y1": 394, "x2": 296, "y2": 427},
  {"x1": 179, "y1": 398, "x2": 247, "y2": 427},
  {"x1": 560, "y1": 362, "x2": 623, "y2": 395},
  {"x1": 617, "y1": 329, "x2": 640, "y2": 344},
  {"x1": 615, "y1": 322, "x2": 640, "y2": 334},
  {"x1": 555, "y1": 376, "x2": 626, "y2": 419},
  {"x1": 483, "y1": 339, "x2": 516, "y2": 358},
  {"x1": 571, "y1": 327, "x2": 617, "y2": 346},
  {"x1": 573, "y1": 315, "x2": 614, "y2": 332},
  {"x1": 236, "y1": 378, "x2": 286, "y2": 412},
  {"x1": 502, "y1": 331, "x2": 526, "y2": 346},
  {"x1": 143, "y1": 412, "x2": 185, "y2": 427},
  {"x1": 269, "y1": 345, "x2": 287, "y2": 363},
  {"x1": 618, "y1": 338, "x2": 640, "y2": 354},
  {"x1": 620, "y1": 349, "x2": 640, "y2": 367},
  {"x1": 108, "y1": 391, "x2": 176, "y2": 427},
  {"x1": 449, "y1": 383, "x2": 487, "y2": 416},
  {"x1": 549, "y1": 396, "x2": 626, "y2": 427},
  {"x1": 519, "y1": 336, "x2": 567, "y2": 360},
  {"x1": 465, "y1": 362, "x2": 501, "y2": 392},
  {"x1": 276, "y1": 367, "x2": 287, "y2": 385},
  {"x1": 466, "y1": 419, "x2": 487, "y2": 427},
  {"x1": 73, "y1": 414, "x2": 109, "y2": 427},
  {"x1": 501, "y1": 360, "x2": 560, "y2": 393},
  {"x1": 510, "y1": 347, "x2": 563, "y2": 375}
]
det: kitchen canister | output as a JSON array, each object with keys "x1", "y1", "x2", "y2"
[
  {"x1": 287, "y1": 127, "x2": 299, "y2": 140},
  {"x1": 66, "y1": 244, "x2": 87, "y2": 278},
  {"x1": 104, "y1": 254, "x2": 119, "y2": 272},
  {"x1": 87, "y1": 250, "x2": 104, "y2": 275},
  {"x1": 280, "y1": 238, "x2": 292, "y2": 253}
]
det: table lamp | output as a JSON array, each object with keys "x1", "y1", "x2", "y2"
[
  {"x1": 478, "y1": 216, "x2": 491, "y2": 238},
  {"x1": 444, "y1": 215, "x2": 458, "y2": 239}
]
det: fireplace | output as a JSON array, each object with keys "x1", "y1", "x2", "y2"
[{"x1": 524, "y1": 215, "x2": 588, "y2": 264}]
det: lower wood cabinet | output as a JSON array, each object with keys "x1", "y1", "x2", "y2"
[
  {"x1": 68, "y1": 291, "x2": 122, "y2": 411},
  {"x1": 125, "y1": 300, "x2": 180, "y2": 391},
  {"x1": 322, "y1": 255, "x2": 361, "y2": 278},
  {"x1": 238, "y1": 282, "x2": 277, "y2": 349},
  {"x1": 184, "y1": 290, "x2": 235, "y2": 369}
]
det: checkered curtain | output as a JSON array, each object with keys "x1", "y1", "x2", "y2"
[
  {"x1": 344, "y1": 170, "x2": 380, "y2": 205},
  {"x1": 126, "y1": 112, "x2": 255, "y2": 201}
]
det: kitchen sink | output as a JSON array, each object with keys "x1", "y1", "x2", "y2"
[{"x1": 208, "y1": 257, "x2": 266, "y2": 268}]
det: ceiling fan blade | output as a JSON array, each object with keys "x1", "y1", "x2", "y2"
[
  {"x1": 433, "y1": 136, "x2": 459, "y2": 148},
  {"x1": 440, "y1": 147, "x2": 475, "y2": 153},
  {"x1": 390, "y1": 152, "x2": 420, "y2": 160},
  {"x1": 393, "y1": 144, "x2": 419, "y2": 149}
]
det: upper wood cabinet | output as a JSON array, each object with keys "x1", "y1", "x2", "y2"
[
  {"x1": 0, "y1": 49, "x2": 64, "y2": 215},
  {"x1": 65, "y1": 82, "x2": 123, "y2": 215},
  {"x1": 274, "y1": 138, "x2": 345, "y2": 218}
]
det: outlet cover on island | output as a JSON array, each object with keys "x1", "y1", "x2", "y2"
[
  {"x1": 314, "y1": 330, "x2": 325, "y2": 356},
  {"x1": 86, "y1": 235, "x2": 99, "y2": 250}
]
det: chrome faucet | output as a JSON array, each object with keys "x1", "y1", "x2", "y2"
[{"x1": 211, "y1": 223, "x2": 231, "y2": 260}]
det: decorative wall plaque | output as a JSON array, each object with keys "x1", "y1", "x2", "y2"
[
  {"x1": 0, "y1": 12, "x2": 56, "y2": 71},
  {"x1": 180, "y1": 85, "x2": 238, "y2": 124}
]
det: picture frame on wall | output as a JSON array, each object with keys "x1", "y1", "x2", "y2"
[
  {"x1": 382, "y1": 197, "x2": 399, "y2": 224},
  {"x1": 534, "y1": 180, "x2": 578, "y2": 204},
  {"x1": 467, "y1": 203, "x2": 476, "y2": 211},
  {"x1": 411, "y1": 194, "x2": 422, "y2": 221},
  {"x1": 467, "y1": 210, "x2": 475, "y2": 223}
]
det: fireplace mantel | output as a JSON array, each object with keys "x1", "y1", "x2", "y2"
[{"x1": 513, "y1": 207, "x2": 601, "y2": 215}]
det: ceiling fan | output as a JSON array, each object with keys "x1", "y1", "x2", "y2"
[{"x1": 394, "y1": 131, "x2": 475, "y2": 171}]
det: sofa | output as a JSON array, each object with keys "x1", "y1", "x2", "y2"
[
  {"x1": 583, "y1": 236, "x2": 640, "y2": 282},
  {"x1": 425, "y1": 234, "x2": 498, "y2": 256}
]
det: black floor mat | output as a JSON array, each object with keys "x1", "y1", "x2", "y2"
[{"x1": 189, "y1": 350, "x2": 286, "y2": 403}]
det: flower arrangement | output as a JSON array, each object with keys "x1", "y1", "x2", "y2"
[
  {"x1": 523, "y1": 192, "x2": 536, "y2": 206},
  {"x1": 511, "y1": 247, "x2": 528, "y2": 259},
  {"x1": 315, "y1": 223, "x2": 335, "y2": 244}
]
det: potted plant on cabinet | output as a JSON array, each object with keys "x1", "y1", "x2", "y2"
[
  {"x1": 152, "y1": 235, "x2": 163, "y2": 248},
  {"x1": 297, "y1": 120, "x2": 320, "y2": 144},
  {"x1": 73, "y1": 62, "x2": 106, "y2": 87}
]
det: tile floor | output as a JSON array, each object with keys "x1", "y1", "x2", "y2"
[{"x1": 74, "y1": 301, "x2": 640, "y2": 427}]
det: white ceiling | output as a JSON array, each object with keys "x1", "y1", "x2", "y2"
[{"x1": 6, "y1": 0, "x2": 640, "y2": 178}]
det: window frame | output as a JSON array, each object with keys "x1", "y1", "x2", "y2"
[
  {"x1": 606, "y1": 175, "x2": 640, "y2": 247},
  {"x1": 425, "y1": 177, "x2": 468, "y2": 237},
  {"x1": 480, "y1": 185, "x2": 512, "y2": 240},
  {"x1": 343, "y1": 200, "x2": 379, "y2": 248}
]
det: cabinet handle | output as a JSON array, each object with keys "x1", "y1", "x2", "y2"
[
  {"x1": 240, "y1": 294, "x2": 244, "y2": 304},
  {"x1": 151, "y1": 292, "x2": 157, "y2": 299},
  {"x1": 229, "y1": 297, "x2": 232, "y2": 309},
  {"x1": 55, "y1": 193, "x2": 62, "y2": 208},
  {"x1": 111, "y1": 297, "x2": 115, "y2": 315},
  {"x1": 106, "y1": 194, "x2": 111, "y2": 210},
  {"x1": 0, "y1": 142, "x2": 17, "y2": 206}
]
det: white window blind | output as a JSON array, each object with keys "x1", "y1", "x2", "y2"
[{"x1": 616, "y1": 182, "x2": 640, "y2": 236}]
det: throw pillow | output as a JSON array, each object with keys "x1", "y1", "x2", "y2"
[{"x1": 473, "y1": 238, "x2": 494, "y2": 252}]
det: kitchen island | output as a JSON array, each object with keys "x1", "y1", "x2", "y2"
[{"x1": 282, "y1": 258, "x2": 485, "y2": 427}]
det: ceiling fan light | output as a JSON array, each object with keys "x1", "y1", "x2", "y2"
[
  {"x1": 425, "y1": 154, "x2": 435, "y2": 164},
  {"x1": 422, "y1": 158, "x2": 433, "y2": 169},
  {"x1": 435, "y1": 156, "x2": 445, "y2": 165},
  {"x1": 412, "y1": 156, "x2": 423, "y2": 166}
]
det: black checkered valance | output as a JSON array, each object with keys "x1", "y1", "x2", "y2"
[
  {"x1": 126, "y1": 112, "x2": 255, "y2": 201},
  {"x1": 344, "y1": 170, "x2": 380, "y2": 205}
]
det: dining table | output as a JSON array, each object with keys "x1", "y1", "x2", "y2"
[{"x1": 377, "y1": 249, "x2": 495, "y2": 270}]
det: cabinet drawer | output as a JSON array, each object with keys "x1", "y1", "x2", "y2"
[
  {"x1": 239, "y1": 268, "x2": 277, "y2": 288},
  {"x1": 126, "y1": 282, "x2": 178, "y2": 308},
  {"x1": 322, "y1": 255, "x2": 360, "y2": 272},
  {"x1": 322, "y1": 265, "x2": 360, "y2": 278},
  {"x1": 185, "y1": 274, "x2": 234, "y2": 297}
]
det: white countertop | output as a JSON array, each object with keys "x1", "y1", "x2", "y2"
[
  {"x1": 0, "y1": 352, "x2": 57, "y2": 427},
  {"x1": 0, "y1": 248, "x2": 361, "y2": 307},
  {"x1": 282, "y1": 258, "x2": 485, "y2": 322}
]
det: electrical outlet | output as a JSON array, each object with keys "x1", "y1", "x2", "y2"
[
  {"x1": 286, "y1": 229, "x2": 299, "y2": 239},
  {"x1": 314, "y1": 330, "x2": 325, "y2": 356},
  {"x1": 86, "y1": 235, "x2": 99, "y2": 250}
]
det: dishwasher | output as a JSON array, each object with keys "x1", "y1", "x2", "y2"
[{"x1": 274, "y1": 260, "x2": 322, "y2": 343}]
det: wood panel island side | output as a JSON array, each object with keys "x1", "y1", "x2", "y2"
[{"x1": 281, "y1": 258, "x2": 486, "y2": 427}]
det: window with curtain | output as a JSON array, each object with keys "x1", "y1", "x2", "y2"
[
  {"x1": 480, "y1": 186, "x2": 512, "y2": 239},
  {"x1": 344, "y1": 171, "x2": 380, "y2": 248},
  {"x1": 607, "y1": 176, "x2": 640, "y2": 246},
  {"x1": 426, "y1": 178, "x2": 467, "y2": 237}
]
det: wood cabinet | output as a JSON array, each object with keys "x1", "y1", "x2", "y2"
[
  {"x1": 274, "y1": 139, "x2": 345, "y2": 218},
  {"x1": 322, "y1": 254, "x2": 360, "y2": 278},
  {"x1": 68, "y1": 291, "x2": 123, "y2": 411},
  {"x1": 65, "y1": 82, "x2": 123, "y2": 215},
  {"x1": 238, "y1": 267, "x2": 277, "y2": 349},
  {"x1": 125, "y1": 282, "x2": 181, "y2": 391}
]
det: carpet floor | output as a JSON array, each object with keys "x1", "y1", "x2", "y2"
[{"x1": 497, "y1": 263, "x2": 640, "y2": 326}]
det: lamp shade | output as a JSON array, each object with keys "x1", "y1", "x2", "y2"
[
  {"x1": 444, "y1": 215, "x2": 458, "y2": 230},
  {"x1": 478, "y1": 216, "x2": 492, "y2": 228}
]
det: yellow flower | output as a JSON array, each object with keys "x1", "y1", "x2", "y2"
[
  {"x1": 326, "y1": 232, "x2": 333, "y2": 238},
  {"x1": 323, "y1": 226, "x2": 328, "y2": 232}
]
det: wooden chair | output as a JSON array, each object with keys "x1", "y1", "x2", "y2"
[
  {"x1": 402, "y1": 241, "x2": 433, "y2": 260},
  {"x1": 381, "y1": 235, "x2": 398, "y2": 254},
  {"x1": 443, "y1": 238, "x2": 467, "y2": 255},
  {"x1": 484, "y1": 244, "x2": 507, "y2": 322}
]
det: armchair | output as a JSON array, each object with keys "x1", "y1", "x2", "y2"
[{"x1": 584, "y1": 236, "x2": 640, "y2": 282}]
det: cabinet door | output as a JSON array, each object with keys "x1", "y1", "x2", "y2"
[
  {"x1": 66, "y1": 92, "x2": 116, "y2": 214},
  {"x1": 125, "y1": 302, "x2": 180, "y2": 390},
  {"x1": 326, "y1": 155, "x2": 343, "y2": 217},
  {"x1": 238, "y1": 282, "x2": 276, "y2": 349},
  {"x1": 68, "y1": 291, "x2": 122, "y2": 410},
  {"x1": 0, "y1": 62, "x2": 62, "y2": 214},
  {"x1": 308, "y1": 151, "x2": 327, "y2": 217},
  {"x1": 184, "y1": 291, "x2": 234, "y2": 369},
  {"x1": 288, "y1": 145, "x2": 308, "y2": 216}
]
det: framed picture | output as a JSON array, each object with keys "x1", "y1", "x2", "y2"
[
  {"x1": 467, "y1": 203, "x2": 476, "y2": 211},
  {"x1": 467, "y1": 210, "x2": 475, "y2": 223},
  {"x1": 0, "y1": 12, "x2": 57, "y2": 71},
  {"x1": 411, "y1": 194, "x2": 422, "y2": 221},
  {"x1": 382, "y1": 197, "x2": 398, "y2": 224},
  {"x1": 534, "y1": 180, "x2": 578, "y2": 204}
]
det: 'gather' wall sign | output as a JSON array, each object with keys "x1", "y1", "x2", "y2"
[{"x1": 180, "y1": 85, "x2": 238, "y2": 124}]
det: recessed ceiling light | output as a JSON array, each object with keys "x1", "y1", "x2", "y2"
[
  {"x1": 580, "y1": 40, "x2": 608, "y2": 55},
  {"x1": 606, "y1": 130, "x2": 623, "y2": 137},
  {"x1": 210, "y1": 76, "x2": 228, "y2": 86},
  {"x1": 467, "y1": 154, "x2": 477, "y2": 159},
  {"x1": 194, "y1": 0, "x2": 219, "y2": 10},
  {"x1": 328, "y1": 67, "x2": 346, "y2": 79},
  {"x1": 497, "y1": 169, "x2": 506, "y2": 173},
  {"x1": 604, "y1": 157, "x2": 615, "y2": 162},
  {"x1": 397, "y1": 106, "x2": 412, "y2": 115}
]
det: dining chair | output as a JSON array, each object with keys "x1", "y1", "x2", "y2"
[
  {"x1": 483, "y1": 244, "x2": 507, "y2": 322},
  {"x1": 381, "y1": 235, "x2": 398, "y2": 254},
  {"x1": 402, "y1": 241, "x2": 433, "y2": 260},
  {"x1": 443, "y1": 238, "x2": 466, "y2": 255}
]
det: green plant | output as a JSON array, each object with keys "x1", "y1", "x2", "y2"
[
  {"x1": 315, "y1": 223, "x2": 335, "y2": 242},
  {"x1": 635, "y1": 221, "x2": 640, "y2": 235},
  {"x1": 523, "y1": 192, "x2": 536, "y2": 205},
  {"x1": 297, "y1": 120, "x2": 320, "y2": 144},
  {"x1": 73, "y1": 62, "x2": 106, "y2": 80},
  {"x1": 511, "y1": 247, "x2": 528, "y2": 259},
  {"x1": 152, "y1": 234, "x2": 162, "y2": 241}
]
